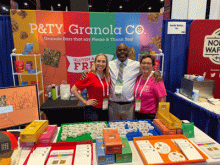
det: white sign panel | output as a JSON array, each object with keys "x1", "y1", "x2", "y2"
[
  {"x1": 167, "y1": 22, "x2": 186, "y2": 34},
  {"x1": 67, "y1": 54, "x2": 114, "y2": 73},
  {"x1": 203, "y1": 28, "x2": 220, "y2": 65}
]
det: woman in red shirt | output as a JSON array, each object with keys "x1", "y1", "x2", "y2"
[{"x1": 71, "y1": 53, "x2": 110, "y2": 121}]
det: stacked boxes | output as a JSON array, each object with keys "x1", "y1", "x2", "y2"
[
  {"x1": 103, "y1": 128, "x2": 122, "y2": 154},
  {"x1": 96, "y1": 138, "x2": 115, "y2": 164},
  {"x1": 20, "y1": 120, "x2": 48, "y2": 143},
  {"x1": 115, "y1": 137, "x2": 132, "y2": 163},
  {"x1": 153, "y1": 119, "x2": 176, "y2": 135},
  {"x1": 96, "y1": 136, "x2": 132, "y2": 164}
]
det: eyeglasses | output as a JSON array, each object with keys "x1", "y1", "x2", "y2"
[{"x1": 141, "y1": 62, "x2": 152, "y2": 65}]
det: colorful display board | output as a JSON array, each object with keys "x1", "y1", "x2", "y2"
[
  {"x1": 187, "y1": 20, "x2": 220, "y2": 98},
  {"x1": 10, "y1": 10, "x2": 163, "y2": 90}
]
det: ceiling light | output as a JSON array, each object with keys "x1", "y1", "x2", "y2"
[
  {"x1": 2, "y1": 6, "x2": 6, "y2": 10},
  {"x1": 161, "y1": 0, "x2": 164, "y2": 1},
  {"x1": 119, "y1": 5, "x2": 123, "y2": 9},
  {"x1": 57, "y1": 3, "x2": 61, "y2": 7},
  {"x1": 148, "y1": 7, "x2": 152, "y2": 10},
  {"x1": 88, "y1": 5, "x2": 92, "y2": 8},
  {"x1": 24, "y1": 2, "x2": 28, "y2": 6}
]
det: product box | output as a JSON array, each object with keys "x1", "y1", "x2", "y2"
[
  {"x1": 38, "y1": 125, "x2": 58, "y2": 143},
  {"x1": 20, "y1": 120, "x2": 48, "y2": 143},
  {"x1": 156, "y1": 112, "x2": 182, "y2": 129},
  {"x1": 96, "y1": 138, "x2": 115, "y2": 164},
  {"x1": 176, "y1": 128, "x2": 183, "y2": 134},
  {"x1": 153, "y1": 119, "x2": 176, "y2": 135},
  {"x1": 115, "y1": 137, "x2": 132, "y2": 163},
  {"x1": 103, "y1": 128, "x2": 122, "y2": 154},
  {"x1": 0, "y1": 158, "x2": 14, "y2": 165}
]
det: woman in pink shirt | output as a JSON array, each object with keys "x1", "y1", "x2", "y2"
[{"x1": 134, "y1": 55, "x2": 167, "y2": 120}]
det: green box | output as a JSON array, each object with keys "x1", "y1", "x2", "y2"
[
  {"x1": 115, "y1": 137, "x2": 132, "y2": 163},
  {"x1": 182, "y1": 122, "x2": 195, "y2": 138}
]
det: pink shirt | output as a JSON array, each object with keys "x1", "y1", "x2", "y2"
[{"x1": 134, "y1": 75, "x2": 167, "y2": 114}]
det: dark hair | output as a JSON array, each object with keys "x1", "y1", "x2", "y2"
[{"x1": 140, "y1": 54, "x2": 155, "y2": 66}]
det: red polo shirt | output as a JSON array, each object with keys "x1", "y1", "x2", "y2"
[{"x1": 74, "y1": 72, "x2": 110, "y2": 109}]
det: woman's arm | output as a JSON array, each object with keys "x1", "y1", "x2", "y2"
[
  {"x1": 71, "y1": 85, "x2": 97, "y2": 106},
  {"x1": 159, "y1": 96, "x2": 166, "y2": 102},
  {"x1": 71, "y1": 85, "x2": 87, "y2": 105}
]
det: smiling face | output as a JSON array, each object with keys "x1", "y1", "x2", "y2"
[
  {"x1": 95, "y1": 55, "x2": 107, "y2": 73},
  {"x1": 140, "y1": 57, "x2": 154, "y2": 76},
  {"x1": 116, "y1": 43, "x2": 128, "y2": 62}
]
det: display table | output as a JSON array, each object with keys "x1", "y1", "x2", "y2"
[
  {"x1": 16, "y1": 122, "x2": 220, "y2": 165},
  {"x1": 166, "y1": 90, "x2": 220, "y2": 143},
  {"x1": 40, "y1": 97, "x2": 86, "y2": 126}
]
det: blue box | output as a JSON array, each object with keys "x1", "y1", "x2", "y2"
[
  {"x1": 108, "y1": 119, "x2": 162, "y2": 141},
  {"x1": 96, "y1": 138, "x2": 115, "y2": 164}
]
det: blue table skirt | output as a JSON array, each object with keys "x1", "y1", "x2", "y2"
[{"x1": 166, "y1": 90, "x2": 220, "y2": 143}]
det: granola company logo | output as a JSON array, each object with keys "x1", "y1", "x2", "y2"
[
  {"x1": 29, "y1": 23, "x2": 145, "y2": 35},
  {"x1": 203, "y1": 28, "x2": 220, "y2": 64}
]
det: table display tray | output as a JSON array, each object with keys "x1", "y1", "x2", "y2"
[
  {"x1": 133, "y1": 135, "x2": 208, "y2": 165},
  {"x1": 56, "y1": 121, "x2": 109, "y2": 143},
  {"x1": 23, "y1": 140, "x2": 93, "y2": 165},
  {"x1": 108, "y1": 119, "x2": 162, "y2": 141}
]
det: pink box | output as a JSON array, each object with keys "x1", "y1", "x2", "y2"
[{"x1": 38, "y1": 125, "x2": 58, "y2": 143}]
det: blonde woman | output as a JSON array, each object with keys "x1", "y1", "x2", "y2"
[{"x1": 71, "y1": 53, "x2": 110, "y2": 121}]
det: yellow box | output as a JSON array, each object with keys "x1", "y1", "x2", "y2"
[
  {"x1": 157, "y1": 102, "x2": 170, "y2": 116},
  {"x1": 156, "y1": 112, "x2": 182, "y2": 129},
  {"x1": 20, "y1": 120, "x2": 48, "y2": 143}
]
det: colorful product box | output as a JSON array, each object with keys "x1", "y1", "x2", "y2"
[
  {"x1": 176, "y1": 128, "x2": 183, "y2": 134},
  {"x1": 96, "y1": 138, "x2": 115, "y2": 164},
  {"x1": 153, "y1": 119, "x2": 176, "y2": 135},
  {"x1": 20, "y1": 120, "x2": 48, "y2": 143},
  {"x1": 38, "y1": 125, "x2": 58, "y2": 143},
  {"x1": 103, "y1": 128, "x2": 122, "y2": 154},
  {"x1": 115, "y1": 137, "x2": 132, "y2": 163}
]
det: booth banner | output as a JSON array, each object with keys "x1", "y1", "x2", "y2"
[
  {"x1": 187, "y1": 20, "x2": 220, "y2": 98},
  {"x1": 10, "y1": 10, "x2": 163, "y2": 89}
]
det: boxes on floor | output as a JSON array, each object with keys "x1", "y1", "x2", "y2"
[
  {"x1": 153, "y1": 119, "x2": 176, "y2": 135},
  {"x1": 38, "y1": 125, "x2": 58, "y2": 143},
  {"x1": 96, "y1": 138, "x2": 115, "y2": 164},
  {"x1": 115, "y1": 137, "x2": 132, "y2": 163},
  {"x1": 20, "y1": 120, "x2": 48, "y2": 143},
  {"x1": 103, "y1": 128, "x2": 122, "y2": 154}
]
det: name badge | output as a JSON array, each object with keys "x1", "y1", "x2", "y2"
[
  {"x1": 135, "y1": 99, "x2": 141, "y2": 111},
  {"x1": 115, "y1": 83, "x2": 123, "y2": 95},
  {"x1": 102, "y1": 98, "x2": 109, "y2": 110}
]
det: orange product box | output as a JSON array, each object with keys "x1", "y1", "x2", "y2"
[
  {"x1": 103, "y1": 128, "x2": 122, "y2": 154},
  {"x1": 153, "y1": 119, "x2": 176, "y2": 135}
]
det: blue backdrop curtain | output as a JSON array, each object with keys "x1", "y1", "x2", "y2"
[
  {"x1": 161, "y1": 19, "x2": 194, "y2": 93},
  {"x1": 0, "y1": 15, "x2": 17, "y2": 87}
]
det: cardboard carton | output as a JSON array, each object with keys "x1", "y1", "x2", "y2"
[
  {"x1": 96, "y1": 138, "x2": 115, "y2": 164},
  {"x1": 103, "y1": 128, "x2": 122, "y2": 154},
  {"x1": 153, "y1": 119, "x2": 176, "y2": 135},
  {"x1": 115, "y1": 137, "x2": 132, "y2": 163},
  {"x1": 20, "y1": 120, "x2": 48, "y2": 143}
]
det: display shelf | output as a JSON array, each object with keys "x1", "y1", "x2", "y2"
[
  {"x1": 11, "y1": 54, "x2": 41, "y2": 57},
  {"x1": 10, "y1": 49, "x2": 45, "y2": 110},
  {"x1": 12, "y1": 71, "x2": 42, "y2": 75}
]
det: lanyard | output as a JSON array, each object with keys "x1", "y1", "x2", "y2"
[
  {"x1": 135, "y1": 72, "x2": 152, "y2": 99},
  {"x1": 97, "y1": 73, "x2": 109, "y2": 98}
]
